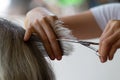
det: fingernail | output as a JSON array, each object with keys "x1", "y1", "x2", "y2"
[
  {"x1": 100, "y1": 57, "x2": 105, "y2": 63},
  {"x1": 57, "y1": 56, "x2": 62, "y2": 60},
  {"x1": 109, "y1": 56, "x2": 113, "y2": 61},
  {"x1": 24, "y1": 35, "x2": 28, "y2": 41},
  {"x1": 24, "y1": 37, "x2": 27, "y2": 41},
  {"x1": 49, "y1": 54, "x2": 55, "y2": 60},
  {"x1": 50, "y1": 56, "x2": 55, "y2": 60},
  {"x1": 101, "y1": 58, "x2": 104, "y2": 63}
]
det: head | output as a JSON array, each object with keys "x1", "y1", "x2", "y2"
[{"x1": 0, "y1": 18, "x2": 55, "y2": 80}]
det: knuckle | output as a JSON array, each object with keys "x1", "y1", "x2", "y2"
[
  {"x1": 49, "y1": 15, "x2": 57, "y2": 18},
  {"x1": 47, "y1": 15, "x2": 58, "y2": 22},
  {"x1": 39, "y1": 16, "x2": 47, "y2": 23},
  {"x1": 111, "y1": 21, "x2": 120, "y2": 28},
  {"x1": 52, "y1": 16, "x2": 58, "y2": 21},
  {"x1": 100, "y1": 36, "x2": 104, "y2": 42},
  {"x1": 102, "y1": 39, "x2": 110, "y2": 46},
  {"x1": 33, "y1": 19, "x2": 39, "y2": 26},
  {"x1": 42, "y1": 16, "x2": 47, "y2": 20},
  {"x1": 47, "y1": 15, "x2": 52, "y2": 18},
  {"x1": 48, "y1": 14, "x2": 56, "y2": 17},
  {"x1": 26, "y1": 11, "x2": 31, "y2": 16}
]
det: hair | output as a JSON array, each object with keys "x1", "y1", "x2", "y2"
[
  {"x1": 0, "y1": 18, "x2": 55, "y2": 80},
  {"x1": 0, "y1": 17, "x2": 76, "y2": 80}
]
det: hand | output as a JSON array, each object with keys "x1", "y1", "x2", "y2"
[
  {"x1": 99, "y1": 20, "x2": 120, "y2": 63},
  {"x1": 24, "y1": 7, "x2": 62, "y2": 60}
]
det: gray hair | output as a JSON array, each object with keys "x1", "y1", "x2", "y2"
[
  {"x1": 0, "y1": 17, "x2": 75, "y2": 80},
  {"x1": 0, "y1": 18, "x2": 55, "y2": 80}
]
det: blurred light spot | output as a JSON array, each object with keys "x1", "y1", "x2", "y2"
[{"x1": 0, "y1": 0, "x2": 11, "y2": 14}]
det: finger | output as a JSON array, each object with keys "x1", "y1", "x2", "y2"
[
  {"x1": 24, "y1": 28, "x2": 32, "y2": 41},
  {"x1": 100, "y1": 20, "x2": 120, "y2": 41},
  {"x1": 99, "y1": 40, "x2": 109, "y2": 63},
  {"x1": 101, "y1": 20, "x2": 112, "y2": 34},
  {"x1": 24, "y1": 17, "x2": 30, "y2": 29},
  {"x1": 47, "y1": 15, "x2": 58, "y2": 31},
  {"x1": 99, "y1": 29, "x2": 120, "y2": 62},
  {"x1": 100, "y1": 20, "x2": 114, "y2": 41},
  {"x1": 99, "y1": 21, "x2": 113, "y2": 56},
  {"x1": 109, "y1": 38, "x2": 120, "y2": 60},
  {"x1": 99, "y1": 30, "x2": 113, "y2": 63},
  {"x1": 108, "y1": 46, "x2": 117, "y2": 60},
  {"x1": 99, "y1": 21, "x2": 116, "y2": 62},
  {"x1": 24, "y1": 17, "x2": 32, "y2": 41},
  {"x1": 40, "y1": 17, "x2": 63, "y2": 60},
  {"x1": 33, "y1": 20, "x2": 55, "y2": 60},
  {"x1": 47, "y1": 15, "x2": 58, "y2": 22},
  {"x1": 99, "y1": 56, "x2": 107, "y2": 63}
]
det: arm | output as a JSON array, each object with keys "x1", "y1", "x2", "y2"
[
  {"x1": 24, "y1": 7, "x2": 102, "y2": 60},
  {"x1": 60, "y1": 11, "x2": 102, "y2": 39}
]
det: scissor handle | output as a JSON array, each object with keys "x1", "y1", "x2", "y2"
[{"x1": 78, "y1": 41, "x2": 99, "y2": 46}]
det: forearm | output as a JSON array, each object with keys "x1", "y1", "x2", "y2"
[{"x1": 60, "y1": 10, "x2": 102, "y2": 39}]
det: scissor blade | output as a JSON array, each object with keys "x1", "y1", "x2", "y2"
[
  {"x1": 57, "y1": 39, "x2": 100, "y2": 56},
  {"x1": 57, "y1": 39, "x2": 91, "y2": 49},
  {"x1": 81, "y1": 41, "x2": 99, "y2": 45},
  {"x1": 57, "y1": 39, "x2": 80, "y2": 43},
  {"x1": 57, "y1": 39, "x2": 99, "y2": 45}
]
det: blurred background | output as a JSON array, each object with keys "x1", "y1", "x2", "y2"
[
  {"x1": 1, "y1": 0, "x2": 120, "y2": 80},
  {"x1": 0, "y1": 0, "x2": 120, "y2": 16}
]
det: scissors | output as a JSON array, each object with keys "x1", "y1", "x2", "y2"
[{"x1": 57, "y1": 39, "x2": 100, "y2": 56}]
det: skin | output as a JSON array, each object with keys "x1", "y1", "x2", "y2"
[
  {"x1": 24, "y1": 7, "x2": 62, "y2": 60},
  {"x1": 24, "y1": 7, "x2": 120, "y2": 63},
  {"x1": 60, "y1": 11, "x2": 102, "y2": 39},
  {"x1": 99, "y1": 20, "x2": 120, "y2": 63}
]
